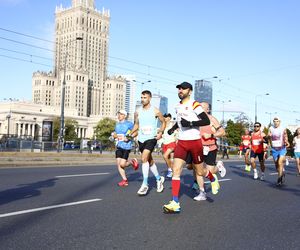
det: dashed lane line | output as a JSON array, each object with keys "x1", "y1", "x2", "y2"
[
  {"x1": 0, "y1": 199, "x2": 102, "y2": 218},
  {"x1": 204, "y1": 178, "x2": 231, "y2": 184}
]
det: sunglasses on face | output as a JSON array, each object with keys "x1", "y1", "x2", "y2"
[{"x1": 254, "y1": 125, "x2": 260, "y2": 128}]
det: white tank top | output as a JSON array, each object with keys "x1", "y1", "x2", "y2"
[
  {"x1": 270, "y1": 126, "x2": 285, "y2": 149},
  {"x1": 294, "y1": 137, "x2": 300, "y2": 152}
]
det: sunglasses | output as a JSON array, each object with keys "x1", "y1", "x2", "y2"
[{"x1": 254, "y1": 125, "x2": 260, "y2": 128}]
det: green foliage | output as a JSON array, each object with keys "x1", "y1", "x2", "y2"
[
  {"x1": 52, "y1": 117, "x2": 78, "y2": 141},
  {"x1": 94, "y1": 117, "x2": 116, "y2": 144},
  {"x1": 53, "y1": 117, "x2": 60, "y2": 141},
  {"x1": 225, "y1": 119, "x2": 244, "y2": 146},
  {"x1": 64, "y1": 119, "x2": 78, "y2": 141}
]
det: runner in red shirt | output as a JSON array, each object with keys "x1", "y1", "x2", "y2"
[
  {"x1": 250, "y1": 122, "x2": 267, "y2": 180},
  {"x1": 241, "y1": 129, "x2": 251, "y2": 172}
]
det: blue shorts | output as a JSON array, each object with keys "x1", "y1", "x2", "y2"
[
  {"x1": 294, "y1": 152, "x2": 300, "y2": 159},
  {"x1": 271, "y1": 148, "x2": 287, "y2": 160}
]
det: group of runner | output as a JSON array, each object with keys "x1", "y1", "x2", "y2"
[
  {"x1": 110, "y1": 81, "x2": 300, "y2": 213},
  {"x1": 240, "y1": 118, "x2": 300, "y2": 186},
  {"x1": 111, "y1": 82, "x2": 227, "y2": 214}
]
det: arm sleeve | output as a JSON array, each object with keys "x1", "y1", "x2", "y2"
[
  {"x1": 167, "y1": 122, "x2": 179, "y2": 135},
  {"x1": 191, "y1": 112, "x2": 210, "y2": 126}
]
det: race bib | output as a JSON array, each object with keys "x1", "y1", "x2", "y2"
[
  {"x1": 117, "y1": 134, "x2": 125, "y2": 141},
  {"x1": 272, "y1": 140, "x2": 282, "y2": 148},
  {"x1": 203, "y1": 146, "x2": 210, "y2": 155},
  {"x1": 252, "y1": 139, "x2": 261, "y2": 146},
  {"x1": 141, "y1": 126, "x2": 153, "y2": 135},
  {"x1": 243, "y1": 140, "x2": 250, "y2": 146}
]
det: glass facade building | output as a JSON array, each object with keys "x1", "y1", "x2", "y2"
[{"x1": 194, "y1": 80, "x2": 213, "y2": 113}]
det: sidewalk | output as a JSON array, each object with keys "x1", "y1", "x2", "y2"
[{"x1": 0, "y1": 151, "x2": 165, "y2": 168}]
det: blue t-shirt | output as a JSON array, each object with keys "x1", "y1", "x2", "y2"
[{"x1": 115, "y1": 120, "x2": 134, "y2": 150}]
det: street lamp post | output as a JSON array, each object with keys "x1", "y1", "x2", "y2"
[
  {"x1": 265, "y1": 111, "x2": 277, "y2": 126},
  {"x1": 6, "y1": 113, "x2": 11, "y2": 137},
  {"x1": 141, "y1": 80, "x2": 151, "y2": 92},
  {"x1": 217, "y1": 99, "x2": 231, "y2": 147},
  {"x1": 58, "y1": 37, "x2": 83, "y2": 152},
  {"x1": 255, "y1": 93, "x2": 269, "y2": 123}
]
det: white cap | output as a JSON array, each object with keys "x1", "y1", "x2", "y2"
[
  {"x1": 118, "y1": 109, "x2": 127, "y2": 116},
  {"x1": 273, "y1": 116, "x2": 281, "y2": 121}
]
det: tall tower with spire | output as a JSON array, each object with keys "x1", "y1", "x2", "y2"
[{"x1": 54, "y1": 0, "x2": 110, "y2": 117}]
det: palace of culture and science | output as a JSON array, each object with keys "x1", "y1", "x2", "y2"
[{"x1": 0, "y1": 0, "x2": 141, "y2": 141}]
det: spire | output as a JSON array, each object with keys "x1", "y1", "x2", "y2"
[{"x1": 72, "y1": 0, "x2": 95, "y2": 9}]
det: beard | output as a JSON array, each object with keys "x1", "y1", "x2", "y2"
[{"x1": 178, "y1": 92, "x2": 188, "y2": 100}]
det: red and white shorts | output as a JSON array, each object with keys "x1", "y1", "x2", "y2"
[
  {"x1": 162, "y1": 142, "x2": 176, "y2": 153},
  {"x1": 174, "y1": 139, "x2": 203, "y2": 164}
]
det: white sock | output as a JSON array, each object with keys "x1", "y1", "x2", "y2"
[
  {"x1": 142, "y1": 162, "x2": 149, "y2": 186},
  {"x1": 150, "y1": 163, "x2": 160, "y2": 180}
]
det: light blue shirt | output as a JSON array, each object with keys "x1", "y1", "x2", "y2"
[
  {"x1": 115, "y1": 120, "x2": 134, "y2": 150},
  {"x1": 138, "y1": 105, "x2": 158, "y2": 143}
]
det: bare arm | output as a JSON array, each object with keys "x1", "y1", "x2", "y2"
[
  {"x1": 211, "y1": 116, "x2": 225, "y2": 138},
  {"x1": 130, "y1": 111, "x2": 139, "y2": 138},
  {"x1": 155, "y1": 108, "x2": 166, "y2": 140}
]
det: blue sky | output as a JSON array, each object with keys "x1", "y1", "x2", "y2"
[{"x1": 0, "y1": 0, "x2": 300, "y2": 129}]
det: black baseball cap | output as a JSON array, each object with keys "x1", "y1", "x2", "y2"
[
  {"x1": 163, "y1": 113, "x2": 172, "y2": 118},
  {"x1": 176, "y1": 81, "x2": 193, "y2": 91}
]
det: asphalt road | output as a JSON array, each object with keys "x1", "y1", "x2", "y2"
[{"x1": 0, "y1": 159, "x2": 300, "y2": 250}]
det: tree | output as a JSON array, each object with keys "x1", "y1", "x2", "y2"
[
  {"x1": 225, "y1": 119, "x2": 244, "y2": 146},
  {"x1": 94, "y1": 117, "x2": 116, "y2": 144},
  {"x1": 52, "y1": 117, "x2": 78, "y2": 142}
]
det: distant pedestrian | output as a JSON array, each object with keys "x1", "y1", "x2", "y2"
[
  {"x1": 222, "y1": 141, "x2": 229, "y2": 159},
  {"x1": 293, "y1": 127, "x2": 300, "y2": 176}
]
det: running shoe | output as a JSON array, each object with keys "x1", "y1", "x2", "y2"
[
  {"x1": 131, "y1": 158, "x2": 139, "y2": 171},
  {"x1": 163, "y1": 200, "x2": 181, "y2": 214},
  {"x1": 192, "y1": 181, "x2": 199, "y2": 191},
  {"x1": 253, "y1": 170, "x2": 258, "y2": 180},
  {"x1": 216, "y1": 160, "x2": 226, "y2": 178},
  {"x1": 245, "y1": 165, "x2": 251, "y2": 172},
  {"x1": 157, "y1": 176, "x2": 165, "y2": 192},
  {"x1": 260, "y1": 173, "x2": 265, "y2": 181},
  {"x1": 118, "y1": 179, "x2": 128, "y2": 187},
  {"x1": 137, "y1": 184, "x2": 149, "y2": 196},
  {"x1": 166, "y1": 169, "x2": 173, "y2": 178},
  {"x1": 276, "y1": 176, "x2": 283, "y2": 186},
  {"x1": 211, "y1": 174, "x2": 220, "y2": 195},
  {"x1": 193, "y1": 191, "x2": 207, "y2": 201}
]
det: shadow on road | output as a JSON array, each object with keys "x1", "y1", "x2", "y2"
[{"x1": 0, "y1": 178, "x2": 58, "y2": 206}]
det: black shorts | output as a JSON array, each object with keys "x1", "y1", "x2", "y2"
[
  {"x1": 115, "y1": 147, "x2": 131, "y2": 160},
  {"x1": 186, "y1": 150, "x2": 217, "y2": 165},
  {"x1": 242, "y1": 148, "x2": 250, "y2": 154},
  {"x1": 250, "y1": 150, "x2": 264, "y2": 161},
  {"x1": 138, "y1": 139, "x2": 157, "y2": 153},
  {"x1": 204, "y1": 149, "x2": 217, "y2": 165}
]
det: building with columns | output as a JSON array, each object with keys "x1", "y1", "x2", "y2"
[{"x1": 0, "y1": 101, "x2": 92, "y2": 140}]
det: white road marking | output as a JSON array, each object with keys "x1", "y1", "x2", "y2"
[
  {"x1": 56, "y1": 172, "x2": 110, "y2": 178},
  {"x1": 269, "y1": 172, "x2": 279, "y2": 175},
  {"x1": 204, "y1": 178, "x2": 231, "y2": 184},
  {"x1": 0, "y1": 199, "x2": 102, "y2": 218}
]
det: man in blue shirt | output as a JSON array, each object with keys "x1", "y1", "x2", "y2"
[{"x1": 112, "y1": 110, "x2": 139, "y2": 187}]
